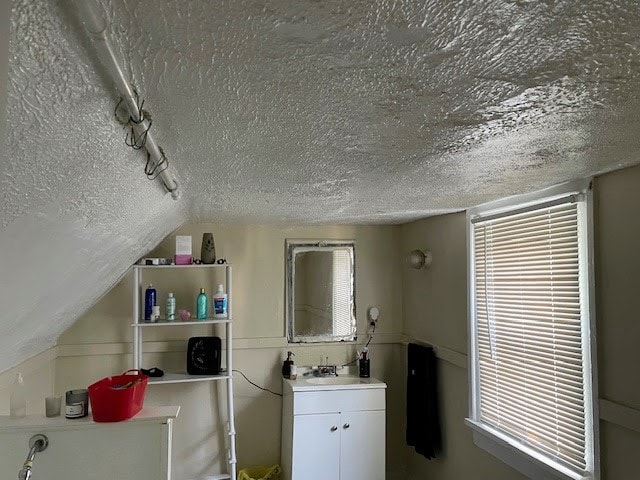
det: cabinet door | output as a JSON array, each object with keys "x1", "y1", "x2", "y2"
[
  {"x1": 340, "y1": 410, "x2": 385, "y2": 480},
  {"x1": 292, "y1": 413, "x2": 341, "y2": 480}
]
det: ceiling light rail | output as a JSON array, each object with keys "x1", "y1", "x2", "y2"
[{"x1": 71, "y1": 0, "x2": 180, "y2": 200}]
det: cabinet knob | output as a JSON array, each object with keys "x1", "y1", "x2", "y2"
[
  {"x1": 343, "y1": 423, "x2": 350, "y2": 429},
  {"x1": 330, "y1": 426, "x2": 338, "y2": 432}
]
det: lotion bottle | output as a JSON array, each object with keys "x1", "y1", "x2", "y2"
[
  {"x1": 10, "y1": 372, "x2": 26, "y2": 418},
  {"x1": 196, "y1": 288, "x2": 208, "y2": 320},
  {"x1": 166, "y1": 293, "x2": 176, "y2": 321}
]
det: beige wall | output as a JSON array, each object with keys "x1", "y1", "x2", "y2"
[
  {"x1": 401, "y1": 164, "x2": 640, "y2": 480},
  {"x1": 593, "y1": 166, "x2": 640, "y2": 479},
  {"x1": 55, "y1": 223, "x2": 406, "y2": 480},
  {"x1": 401, "y1": 212, "x2": 526, "y2": 480},
  {"x1": 0, "y1": 348, "x2": 55, "y2": 417},
  {"x1": 0, "y1": 0, "x2": 7, "y2": 164}
]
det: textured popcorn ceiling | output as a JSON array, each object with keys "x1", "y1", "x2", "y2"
[{"x1": 2, "y1": 0, "x2": 640, "y2": 370}]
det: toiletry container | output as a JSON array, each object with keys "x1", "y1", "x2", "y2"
[
  {"x1": 10, "y1": 372, "x2": 26, "y2": 418},
  {"x1": 359, "y1": 348, "x2": 370, "y2": 378},
  {"x1": 144, "y1": 285, "x2": 156, "y2": 321},
  {"x1": 201, "y1": 233, "x2": 216, "y2": 264},
  {"x1": 359, "y1": 358, "x2": 370, "y2": 378},
  {"x1": 282, "y1": 351, "x2": 295, "y2": 379},
  {"x1": 151, "y1": 305, "x2": 161, "y2": 323},
  {"x1": 166, "y1": 293, "x2": 176, "y2": 321},
  {"x1": 213, "y1": 284, "x2": 228, "y2": 318},
  {"x1": 65, "y1": 389, "x2": 89, "y2": 419},
  {"x1": 197, "y1": 288, "x2": 208, "y2": 319}
]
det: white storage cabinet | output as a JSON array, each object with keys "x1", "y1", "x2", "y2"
[
  {"x1": 281, "y1": 381, "x2": 386, "y2": 480},
  {"x1": 131, "y1": 264, "x2": 237, "y2": 480}
]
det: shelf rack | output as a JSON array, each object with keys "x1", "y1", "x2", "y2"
[{"x1": 131, "y1": 263, "x2": 237, "y2": 480}]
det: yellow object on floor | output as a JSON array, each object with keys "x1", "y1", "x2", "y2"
[{"x1": 237, "y1": 465, "x2": 281, "y2": 480}]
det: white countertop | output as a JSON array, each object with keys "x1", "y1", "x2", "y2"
[{"x1": 0, "y1": 406, "x2": 180, "y2": 432}]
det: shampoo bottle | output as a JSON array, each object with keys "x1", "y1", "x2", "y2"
[
  {"x1": 10, "y1": 372, "x2": 26, "y2": 418},
  {"x1": 196, "y1": 288, "x2": 208, "y2": 320},
  {"x1": 213, "y1": 284, "x2": 228, "y2": 319},
  {"x1": 166, "y1": 293, "x2": 176, "y2": 321}
]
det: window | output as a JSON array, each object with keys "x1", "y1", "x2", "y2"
[{"x1": 466, "y1": 180, "x2": 598, "y2": 480}]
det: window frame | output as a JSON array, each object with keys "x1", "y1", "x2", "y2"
[{"x1": 465, "y1": 179, "x2": 600, "y2": 480}]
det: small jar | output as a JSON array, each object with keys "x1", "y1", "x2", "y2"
[{"x1": 65, "y1": 389, "x2": 88, "y2": 419}]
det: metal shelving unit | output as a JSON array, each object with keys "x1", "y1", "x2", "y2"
[{"x1": 132, "y1": 263, "x2": 237, "y2": 480}]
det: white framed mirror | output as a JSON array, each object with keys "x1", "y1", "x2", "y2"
[{"x1": 286, "y1": 240, "x2": 356, "y2": 343}]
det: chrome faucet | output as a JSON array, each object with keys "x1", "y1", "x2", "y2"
[
  {"x1": 313, "y1": 355, "x2": 337, "y2": 376},
  {"x1": 315, "y1": 365, "x2": 338, "y2": 377},
  {"x1": 18, "y1": 434, "x2": 48, "y2": 480}
]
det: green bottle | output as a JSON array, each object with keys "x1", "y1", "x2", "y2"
[{"x1": 196, "y1": 288, "x2": 208, "y2": 320}]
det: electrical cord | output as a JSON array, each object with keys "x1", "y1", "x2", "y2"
[
  {"x1": 341, "y1": 322, "x2": 376, "y2": 367},
  {"x1": 365, "y1": 321, "x2": 376, "y2": 348},
  {"x1": 341, "y1": 358, "x2": 358, "y2": 367},
  {"x1": 144, "y1": 147, "x2": 169, "y2": 180},
  {"x1": 232, "y1": 369, "x2": 282, "y2": 397},
  {"x1": 115, "y1": 93, "x2": 171, "y2": 185}
]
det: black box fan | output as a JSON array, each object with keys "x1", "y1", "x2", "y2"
[{"x1": 187, "y1": 336, "x2": 221, "y2": 375}]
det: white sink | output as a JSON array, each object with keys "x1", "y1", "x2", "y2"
[
  {"x1": 305, "y1": 376, "x2": 363, "y2": 385},
  {"x1": 284, "y1": 373, "x2": 386, "y2": 392}
]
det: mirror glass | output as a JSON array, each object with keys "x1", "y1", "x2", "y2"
[{"x1": 286, "y1": 240, "x2": 356, "y2": 343}]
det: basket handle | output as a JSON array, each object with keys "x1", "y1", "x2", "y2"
[{"x1": 122, "y1": 369, "x2": 142, "y2": 376}]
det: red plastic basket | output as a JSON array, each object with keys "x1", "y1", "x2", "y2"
[{"x1": 88, "y1": 369, "x2": 148, "y2": 422}]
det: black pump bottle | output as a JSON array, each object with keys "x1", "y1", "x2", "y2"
[{"x1": 282, "y1": 351, "x2": 295, "y2": 379}]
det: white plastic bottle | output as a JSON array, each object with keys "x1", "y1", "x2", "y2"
[
  {"x1": 166, "y1": 292, "x2": 176, "y2": 321},
  {"x1": 213, "y1": 284, "x2": 228, "y2": 319},
  {"x1": 10, "y1": 372, "x2": 26, "y2": 418}
]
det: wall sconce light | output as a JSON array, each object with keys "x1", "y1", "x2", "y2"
[{"x1": 405, "y1": 249, "x2": 432, "y2": 269}]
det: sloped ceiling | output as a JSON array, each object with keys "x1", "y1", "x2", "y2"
[{"x1": 2, "y1": 0, "x2": 640, "y2": 371}]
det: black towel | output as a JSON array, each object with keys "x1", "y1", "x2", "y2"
[{"x1": 406, "y1": 343, "x2": 441, "y2": 459}]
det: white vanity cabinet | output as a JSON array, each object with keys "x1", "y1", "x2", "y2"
[{"x1": 281, "y1": 376, "x2": 387, "y2": 480}]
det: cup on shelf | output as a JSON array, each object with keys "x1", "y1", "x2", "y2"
[{"x1": 45, "y1": 396, "x2": 62, "y2": 417}]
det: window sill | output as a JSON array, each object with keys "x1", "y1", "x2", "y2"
[{"x1": 465, "y1": 419, "x2": 595, "y2": 480}]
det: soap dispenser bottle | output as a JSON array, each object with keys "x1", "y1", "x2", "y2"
[
  {"x1": 196, "y1": 288, "x2": 208, "y2": 320},
  {"x1": 282, "y1": 351, "x2": 295, "y2": 379}
]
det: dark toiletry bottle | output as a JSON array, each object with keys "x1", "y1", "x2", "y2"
[
  {"x1": 359, "y1": 349, "x2": 370, "y2": 378},
  {"x1": 144, "y1": 285, "x2": 156, "y2": 321},
  {"x1": 282, "y1": 351, "x2": 295, "y2": 379}
]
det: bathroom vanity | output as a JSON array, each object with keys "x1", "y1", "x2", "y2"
[{"x1": 281, "y1": 375, "x2": 386, "y2": 480}]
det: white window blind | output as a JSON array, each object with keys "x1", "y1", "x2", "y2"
[
  {"x1": 332, "y1": 249, "x2": 353, "y2": 336},
  {"x1": 471, "y1": 197, "x2": 594, "y2": 477}
]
